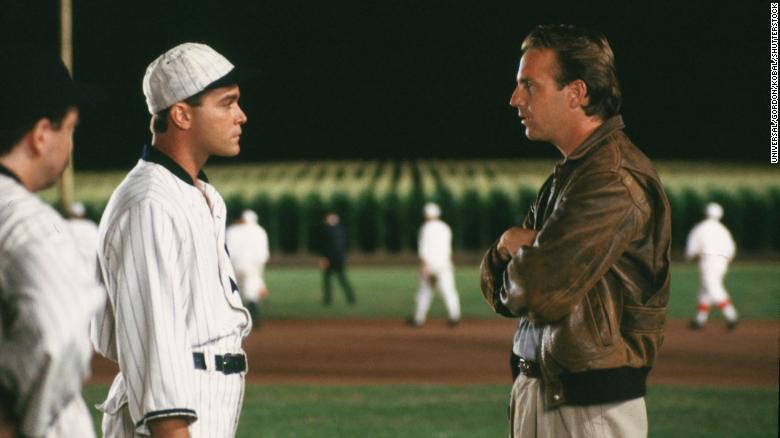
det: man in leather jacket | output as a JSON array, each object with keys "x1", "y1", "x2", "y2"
[{"x1": 479, "y1": 25, "x2": 671, "y2": 437}]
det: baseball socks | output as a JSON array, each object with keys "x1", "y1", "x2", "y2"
[
  {"x1": 689, "y1": 303, "x2": 709, "y2": 330},
  {"x1": 719, "y1": 300, "x2": 738, "y2": 330}
]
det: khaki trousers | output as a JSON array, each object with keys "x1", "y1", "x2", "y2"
[{"x1": 509, "y1": 374, "x2": 647, "y2": 438}]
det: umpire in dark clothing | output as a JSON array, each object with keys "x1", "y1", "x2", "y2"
[{"x1": 318, "y1": 212, "x2": 356, "y2": 305}]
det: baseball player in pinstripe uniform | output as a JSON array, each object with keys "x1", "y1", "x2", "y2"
[
  {"x1": 0, "y1": 46, "x2": 104, "y2": 438},
  {"x1": 91, "y1": 43, "x2": 252, "y2": 437}
]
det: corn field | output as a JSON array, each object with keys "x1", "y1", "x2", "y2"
[{"x1": 40, "y1": 160, "x2": 780, "y2": 253}]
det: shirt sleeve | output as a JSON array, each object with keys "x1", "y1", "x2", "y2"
[
  {"x1": 418, "y1": 224, "x2": 432, "y2": 264},
  {"x1": 90, "y1": 292, "x2": 117, "y2": 362},
  {"x1": 724, "y1": 227, "x2": 736, "y2": 260},
  {"x1": 102, "y1": 200, "x2": 197, "y2": 430},
  {"x1": 503, "y1": 170, "x2": 642, "y2": 323},
  {"x1": 0, "y1": 233, "x2": 104, "y2": 437},
  {"x1": 685, "y1": 224, "x2": 701, "y2": 260},
  {"x1": 257, "y1": 227, "x2": 270, "y2": 266}
]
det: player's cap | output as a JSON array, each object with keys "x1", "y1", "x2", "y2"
[
  {"x1": 424, "y1": 202, "x2": 441, "y2": 219},
  {"x1": 0, "y1": 45, "x2": 101, "y2": 131},
  {"x1": 143, "y1": 42, "x2": 252, "y2": 114},
  {"x1": 705, "y1": 202, "x2": 723, "y2": 220},
  {"x1": 242, "y1": 209, "x2": 258, "y2": 223},
  {"x1": 68, "y1": 202, "x2": 86, "y2": 217}
]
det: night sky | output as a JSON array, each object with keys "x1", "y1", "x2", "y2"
[{"x1": 1, "y1": 1, "x2": 769, "y2": 169}]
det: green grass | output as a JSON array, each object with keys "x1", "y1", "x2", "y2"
[
  {"x1": 665, "y1": 263, "x2": 780, "y2": 320},
  {"x1": 82, "y1": 384, "x2": 778, "y2": 437},
  {"x1": 260, "y1": 263, "x2": 780, "y2": 320},
  {"x1": 80, "y1": 263, "x2": 778, "y2": 436},
  {"x1": 646, "y1": 386, "x2": 779, "y2": 438}
]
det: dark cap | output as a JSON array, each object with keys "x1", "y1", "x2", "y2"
[{"x1": 0, "y1": 45, "x2": 100, "y2": 131}]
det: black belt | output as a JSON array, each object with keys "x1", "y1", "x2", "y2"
[
  {"x1": 193, "y1": 352, "x2": 247, "y2": 374},
  {"x1": 518, "y1": 357, "x2": 541, "y2": 378}
]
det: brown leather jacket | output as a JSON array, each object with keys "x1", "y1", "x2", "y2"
[{"x1": 480, "y1": 116, "x2": 671, "y2": 407}]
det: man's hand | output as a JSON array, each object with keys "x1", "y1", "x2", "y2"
[
  {"x1": 319, "y1": 258, "x2": 329, "y2": 270},
  {"x1": 148, "y1": 417, "x2": 190, "y2": 438},
  {"x1": 420, "y1": 264, "x2": 437, "y2": 286},
  {"x1": 497, "y1": 227, "x2": 538, "y2": 261}
]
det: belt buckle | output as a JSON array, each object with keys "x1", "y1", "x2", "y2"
[
  {"x1": 221, "y1": 353, "x2": 235, "y2": 370},
  {"x1": 219, "y1": 353, "x2": 245, "y2": 374},
  {"x1": 519, "y1": 358, "x2": 529, "y2": 373},
  {"x1": 518, "y1": 358, "x2": 536, "y2": 377}
]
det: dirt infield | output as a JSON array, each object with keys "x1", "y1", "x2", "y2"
[{"x1": 89, "y1": 319, "x2": 777, "y2": 387}]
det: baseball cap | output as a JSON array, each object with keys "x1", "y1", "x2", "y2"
[
  {"x1": 0, "y1": 45, "x2": 100, "y2": 131},
  {"x1": 68, "y1": 202, "x2": 86, "y2": 217},
  {"x1": 705, "y1": 202, "x2": 723, "y2": 220},
  {"x1": 242, "y1": 209, "x2": 258, "y2": 223},
  {"x1": 143, "y1": 42, "x2": 251, "y2": 114},
  {"x1": 424, "y1": 202, "x2": 441, "y2": 219}
]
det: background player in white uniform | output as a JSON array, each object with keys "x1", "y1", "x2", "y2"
[
  {"x1": 226, "y1": 209, "x2": 270, "y2": 329},
  {"x1": 91, "y1": 43, "x2": 252, "y2": 438},
  {"x1": 686, "y1": 202, "x2": 738, "y2": 330},
  {"x1": 66, "y1": 201, "x2": 100, "y2": 280},
  {"x1": 408, "y1": 202, "x2": 461, "y2": 327},
  {"x1": 0, "y1": 46, "x2": 103, "y2": 438}
]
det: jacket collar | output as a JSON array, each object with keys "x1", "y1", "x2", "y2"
[
  {"x1": 0, "y1": 163, "x2": 22, "y2": 185},
  {"x1": 563, "y1": 115, "x2": 625, "y2": 163},
  {"x1": 141, "y1": 145, "x2": 208, "y2": 186}
]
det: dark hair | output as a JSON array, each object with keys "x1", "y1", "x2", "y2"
[
  {"x1": 151, "y1": 91, "x2": 205, "y2": 134},
  {"x1": 522, "y1": 24, "x2": 622, "y2": 119},
  {"x1": 0, "y1": 107, "x2": 70, "y2": 155}
]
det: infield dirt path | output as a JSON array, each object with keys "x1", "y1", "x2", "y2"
[{"x1": 89, "y1": 319, "x2": 777, "y2": 387}]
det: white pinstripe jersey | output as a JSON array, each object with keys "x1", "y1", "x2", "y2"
[
  {"x1": 91, "y1": 149, "x2": 251, "y2": 436},
  {"x1": 0, "y1": 169, "x2": 103, "y2": 438}
]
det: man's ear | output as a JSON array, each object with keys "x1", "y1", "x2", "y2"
[
  {"x1": 28, "y1": 118, "x2": 53, "y2": 156},
  {"x1": 169, "y1": 102, "x2": 192, "y2": 130},
  {"x1": 567, "y1": 79, "x2": 589, "y2": 109}
]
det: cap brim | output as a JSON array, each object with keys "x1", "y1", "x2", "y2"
[{"x1": 203, "y1": 67, "x2": 260, "y2": 91}]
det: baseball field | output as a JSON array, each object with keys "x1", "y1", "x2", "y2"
[{"x1": 83, "y1": 262, "x2": 779, "y2": 437}]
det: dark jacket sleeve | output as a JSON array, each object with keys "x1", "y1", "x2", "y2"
[
  {"x1": 479, "y1": 243, "x2": 515, "y2": 317},
  {"x1": 504, "y1": 170, "x2": 643, "y2": 323},
  {"x1": 479, "y1": 176, "x2": 547, "y2": 318}
]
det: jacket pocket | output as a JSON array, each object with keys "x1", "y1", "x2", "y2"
[
  {"x1": 584, "y1": 288, "x2": 618, "y2": 347},
  {"x1": 621, "y1": 304, "x2": 666, "y2": 333}
]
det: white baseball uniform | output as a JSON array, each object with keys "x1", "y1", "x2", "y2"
[
  {"x1": 0, "y1": 168, "x2": 104, "y2": 438},
  {"x1": 686, "y1": 217, "x2": 736, "y2": 304},
  {"x1": 225, "y1": 221, "x2": 269, "y2": 302},
  {"x1": 413, "y1": 218, "x2": 461, "y2": 324},
  {"x1": 91, "y1": 149, "x2": 251, "y2": 437},
  {"x1": 68, "y1": 216, "x2": 100, "y2": 280}
]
